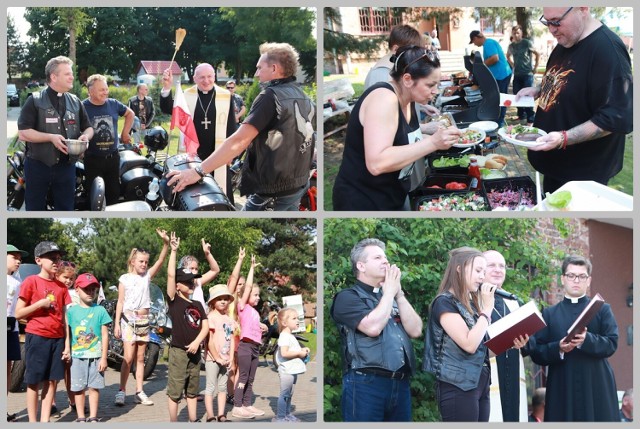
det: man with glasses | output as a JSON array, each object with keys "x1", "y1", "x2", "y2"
[
  {"x1": 226, "y1": 80, "x2": 246, "y2": 130},
  {"x1": 15, "y1": 241, "x2": 71, "y2": 422},
  {"x1": 516, "y1": 7, "x2": 633, "y2": 194},
  {"x1": 483, "y1": 250, "x2": 528, "y2": 422},
  {"x1": 469, "y1": 30, "x2": 512, "y2": 127},
  {"x1": 522, "y1": 255, "x2": 619, "y2": 421}
]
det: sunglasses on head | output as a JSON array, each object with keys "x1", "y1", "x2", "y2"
[
  {"x1": 61, "y1": 261, "x2": 76, "y2": 268},
  {"x1": 394, "y1": 47, "x2": 438, "y2": 74}
]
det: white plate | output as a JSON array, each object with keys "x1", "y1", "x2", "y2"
[
  {"x1": 453, "y1": 128, "x2": 486, "y2": 148},
  {"x1": 498, "y1": 127, "x2": 547, "y2": 148},
  {"x1": 469, "y1": 121, "x2": 499, "y2": 133},
  {"x1": 535, "y1": 181, "x2": 633, "y2": 211}
]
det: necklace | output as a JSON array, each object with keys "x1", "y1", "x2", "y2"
[{"x1": 197, "y1": 92, "x2": 213, "y2": 130}]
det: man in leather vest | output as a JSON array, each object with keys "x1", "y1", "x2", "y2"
[
  {"x1": 330, "y1": 238, "x2": 422, "y2": 421},
  {"x1": 18, "y1": 56, "x2": 93, "y2": 211},
  {"x1": 167, "y1": 42, "x2": 315, "y2": 211}
]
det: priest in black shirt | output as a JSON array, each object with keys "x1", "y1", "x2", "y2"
[
  {"x1": 516, "y1": 7, "x2": 633, "y2": 193},
  {"x1": 522, "y1": 255, "x2": 619, "y2": 421},
  {"x1": 160, "y1": 63, "x2": 236, "y2": 201}
]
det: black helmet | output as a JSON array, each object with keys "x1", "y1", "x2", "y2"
[{"x1": 144, "y1": 126, "x2": 169, "y2": 151}]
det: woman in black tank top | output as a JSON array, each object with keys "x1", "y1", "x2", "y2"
[{"x1": 333, "y1": 45, "x2": 462, "y2": 211}]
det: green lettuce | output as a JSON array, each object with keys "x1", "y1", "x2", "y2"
[{"x1": 545, "y1": 190, "x2": 572, "y2": 208}]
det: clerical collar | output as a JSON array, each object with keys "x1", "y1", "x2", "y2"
[
  {"x1": 564, "y1": 294, "x2": 586, "y2": 304},
  {"x1": 46, "y1": 86, "x2": 63, "y2": 98},
  {"x1": 355, "y1": 279, "x2": 381, "y2": 294},
  {"x1": 261, "y1": 76, "x2": 296, "y2": 89},
  {"x1": 198, "y1": 87, "x2": 215, "y2": 96}
]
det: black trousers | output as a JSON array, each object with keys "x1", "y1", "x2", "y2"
[{"x1": 437, "y1": 365, "x2": 491, "y2": 422}]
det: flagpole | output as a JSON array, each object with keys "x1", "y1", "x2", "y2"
[{"x1": 168, "y1": 28, "x2": 186, "y2": 156}]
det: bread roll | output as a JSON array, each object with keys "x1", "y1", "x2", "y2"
[
  {"x1": 491, "y1": 155, "x2": 508, "y2": 164},
  {"x1": 485, "y1": 159, "x2": 504, "y2": 169}
]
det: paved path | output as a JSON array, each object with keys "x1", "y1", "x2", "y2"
[{"x1": 7, "y1": 358, "x2": 317, "y2": 423}]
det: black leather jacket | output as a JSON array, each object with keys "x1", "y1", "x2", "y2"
[{"x1": 127, "y1": 95, "x2": 155, "y2": 128}]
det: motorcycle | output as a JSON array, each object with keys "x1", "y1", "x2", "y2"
[
  {"x1": 100, "y1": 283, "x2": 171, "y2": 380},
  {"x1": 6, "y1": 127, "x2": 235, "y2": 211}
]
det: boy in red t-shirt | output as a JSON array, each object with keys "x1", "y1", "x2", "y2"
[{"x1": 15, "y1": 241, "x2": 71, "y2": 422}]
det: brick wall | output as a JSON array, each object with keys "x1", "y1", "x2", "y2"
[{"x1": 537, "y1": 218, "x2": 590, "y2": 306}]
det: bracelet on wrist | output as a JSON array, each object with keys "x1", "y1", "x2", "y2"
[{"x1": 479, "y1": 312, "x2": 491, "y2": 324}]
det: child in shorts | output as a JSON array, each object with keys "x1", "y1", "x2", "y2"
[
  {"x1": 63, "y1": 273, "x2": 111, "y2": 422},
  {"x1": 166, "y1": 232, "x2": 209, "y2": 422},
  {"x1": 114, "y1": 228, "x2": 169, "y2": 406},
  {"x1": 15, "y1": 241, "x2": 71, "y2": 422},
  {"x1": 204, "y1": 284, "x2": 236, "y2": 422},
  {"x1": 47, "y1": 261, "x2": 77, "y2": 414},
  {"x1": 7, "y1": 244, "x2": 28, "y2": 422}
]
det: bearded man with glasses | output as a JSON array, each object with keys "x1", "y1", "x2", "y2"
[
  {"x1": 516, "y1": 7, "x2": 633, "y2": 194},
  {"x1": 520, "y1": 255, "x2": 620, "y2": 421}
]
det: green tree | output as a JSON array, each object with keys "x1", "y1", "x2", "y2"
[
  {"x1": 7, "y1": 219, "x2": 56, "y2": 264},
  {"x1": 323, "y1": 218, "x2": 570, "y2": 422},
  {"x1": 7, "y1": 15, "x2": 26, "y2": 80},
  {"x1": 246, "y1": 219, "x2": 317, "y2": 298},
  {"x1": 220, "y1": 7, "x2": 317, "y2": 82}
]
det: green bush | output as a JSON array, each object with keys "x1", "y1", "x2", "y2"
[{"x1": 323, "y1": 218, "x2": 569, "y2": 422}]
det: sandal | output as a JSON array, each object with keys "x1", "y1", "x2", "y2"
[
  {"x1": 217, "y1": 415, "x2": 230, "y2": 422},
  {"x1": 8, "y1": 413, "x2": 17, "y2": 422},
  {"x1": 87, "y1": 417, "x2": 101, "y2": 422},
  {"x1": 206, "y1": 417, "x2": 217, "y2": 422}
]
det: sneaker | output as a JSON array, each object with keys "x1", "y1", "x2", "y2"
[
  {"x1": 246, "y1": 406, "x2": 265, "y2": 416},
  {"x1": 231, "y1": 407, "x2": 255, "y2": 419},
  {"x1": 285, "y1": 414, "x2": 301, "y2": 422},
  {"x1": 114, "y1": 391, "x2": 125, "y2": 406},
  {"x1": 271, "y1": 417, "x2": 288, "y2": 422},
  {"x1": 134, "y1": 391, "x2": 154, "y2": 406}
]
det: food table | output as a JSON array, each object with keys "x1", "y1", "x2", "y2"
[{"x1": 409, "y1": 114, "x2": 633, "y2": 211}]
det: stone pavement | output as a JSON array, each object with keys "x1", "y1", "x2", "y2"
[{"x1": 7, "y1": 358, "x2": 317, "y2": 423}]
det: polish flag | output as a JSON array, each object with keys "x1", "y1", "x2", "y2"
[{"x1": 170, "y1": 83, "x2": 199, "y2": 154}]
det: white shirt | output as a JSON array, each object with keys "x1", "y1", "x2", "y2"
[
  {"x1": 276, "y1": 331, "x2": 307, "y2": 375},
  {"x1": 7, "y1": 272, "x2": 22, "y2": 332},
  {"x1": 119, "y1": 272, "x2": 151, "y2": 311}
]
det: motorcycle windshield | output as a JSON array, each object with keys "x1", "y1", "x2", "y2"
[{"x1": 149, "y1": 282, "x2": 165, "y2": 309}]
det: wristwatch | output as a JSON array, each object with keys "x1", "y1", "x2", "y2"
[{"x1": 194, "y1": 166, "x2": 206, "y2": 182}]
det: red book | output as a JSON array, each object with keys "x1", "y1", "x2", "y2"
[
  {"x1": 563, "y1": 293, "x2": 605, "y2": 343},
  {"x1": 484, "y1": 301, "x2": 546, "y2": 355}
]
